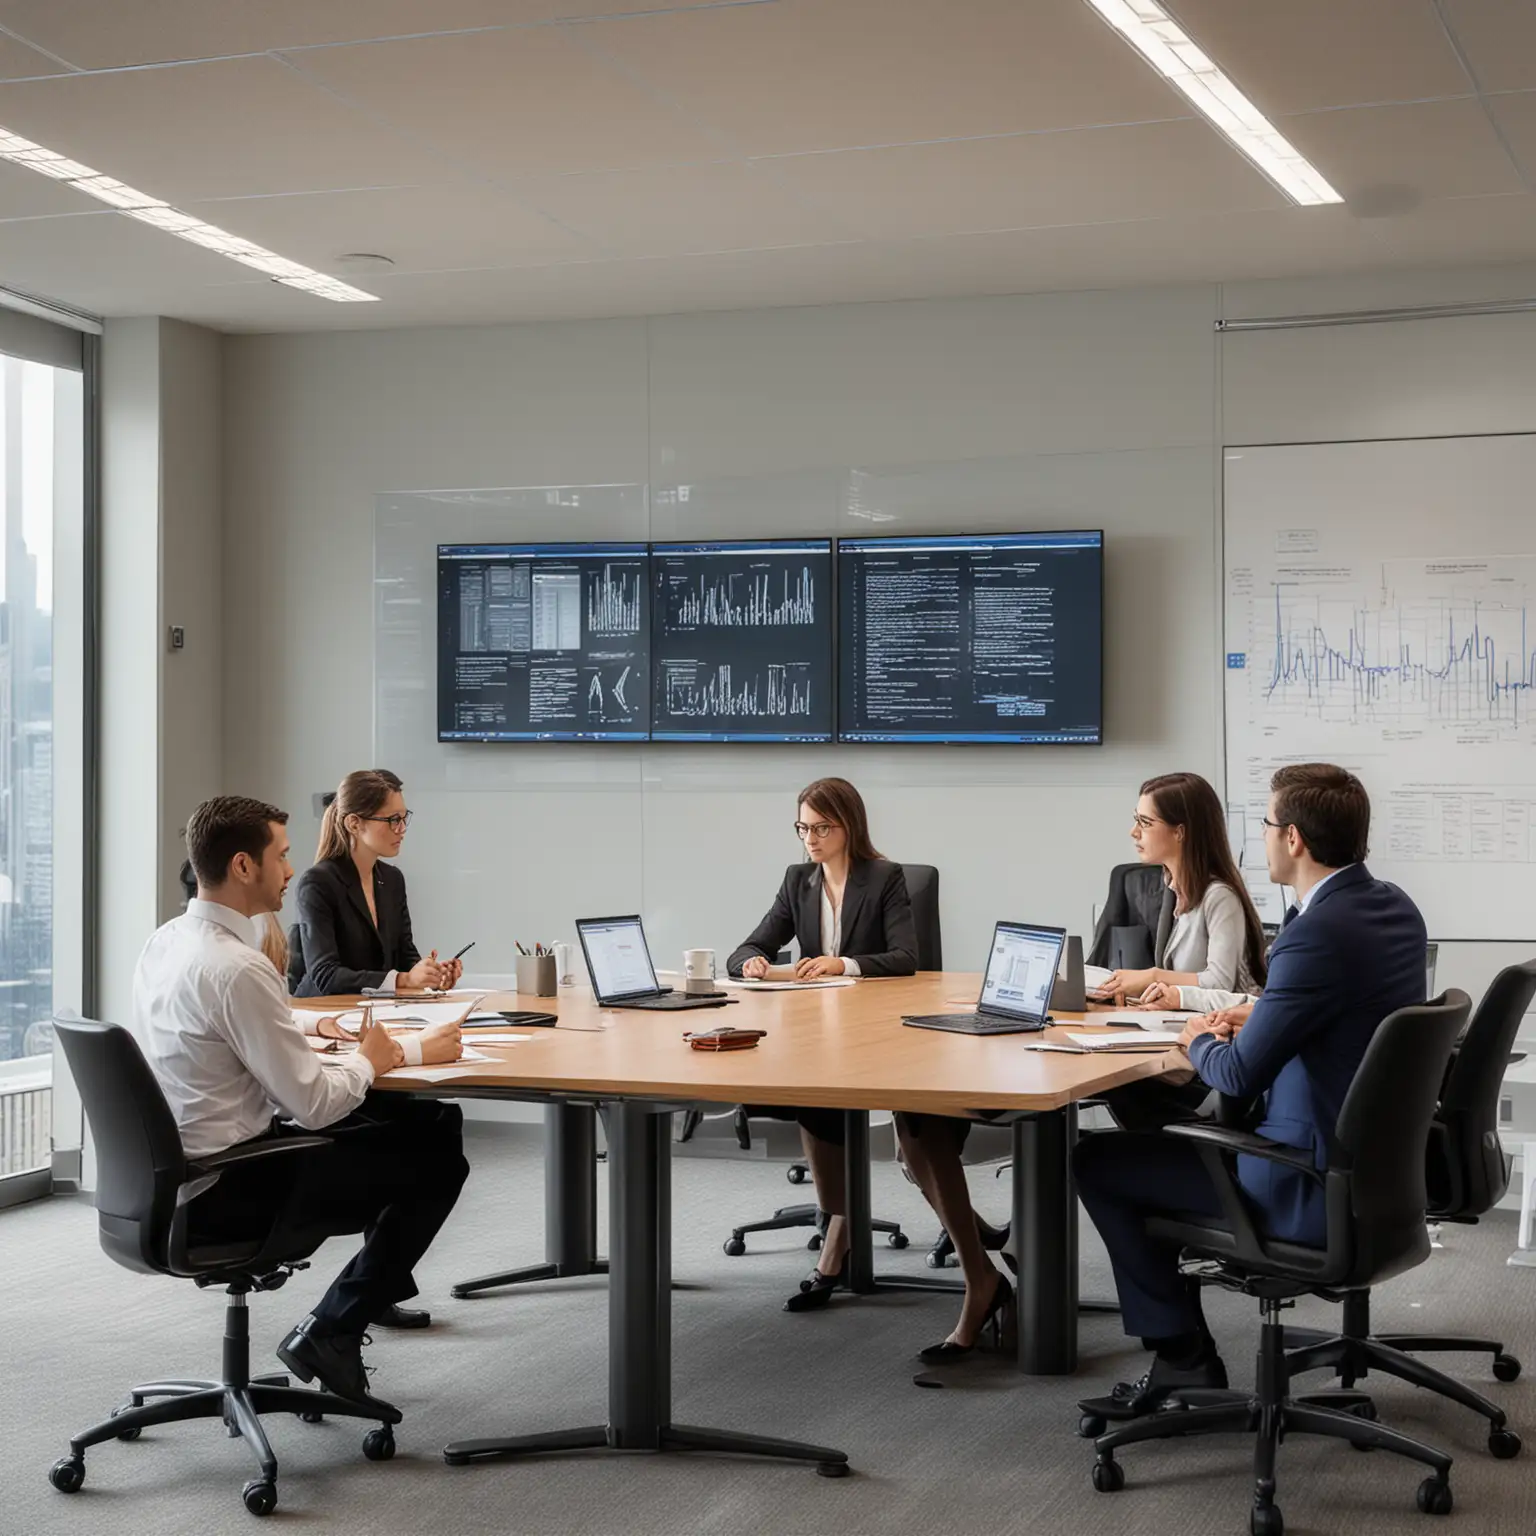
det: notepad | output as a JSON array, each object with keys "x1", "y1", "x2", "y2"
[
  {"x1": 335, "y1": 999, "x2": 485, "y2": 1030},
  {"x1": 1083, "y1": 964, "x2": 1116, "y2": 990},
  {"x1": 1064, "y1": 1031, "x2": 1182, "y2": 1051},
  {"x1": 717, "y1": 977, "x2": 858, "y2": 991},
  {"x1": 454, "y1": 1032, "x2": 533, "y2": 1045},
  {"x1": 1092, "y1": 1011, "x2": 1192, "y2": 1029}
]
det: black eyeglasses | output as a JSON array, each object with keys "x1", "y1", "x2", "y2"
[
  {"x1": 1131, "y1": 813, "x2": 1163, "y2": 830},
  {"x1": 794, "y1": 821, "x2": 839, "y2": 840},
  {"x1": 1260, "y1": 816, "x2": 1289, "y2": 831},
  {"x1": 359, "y1": 812, "x2": 413, "y2": 832}
]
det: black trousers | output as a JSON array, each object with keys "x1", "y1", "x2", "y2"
[{"x1": 186, "y1": 1097, "x2": 468, "y2": 1336}]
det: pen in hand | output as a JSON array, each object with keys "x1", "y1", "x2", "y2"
[{"x1": 451, "y1": 942, "x2": 476, "y2": 962}]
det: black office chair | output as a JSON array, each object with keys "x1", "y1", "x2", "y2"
[
  {"x1": 1087, "y1": 860, "x2": 1169, "y2": 971},
  {"x1": 720, "y1": 863, "x2": 942, "y2": 1259},
  {"x1": 49, "y1": 1018, "x2": 400, "y2": 1518},
  {"x1": 1282, "y1": 960, "x2": 1535, "y2": 1450},
  {"x1": 1083, "y1": 991, "x2": 1472, "y2": 1535}
]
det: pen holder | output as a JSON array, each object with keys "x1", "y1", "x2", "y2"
[{"x1": 516, "y1": 954, "x2": 557, "y2": 997}]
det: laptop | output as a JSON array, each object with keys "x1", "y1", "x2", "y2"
[
  {"x1": 576, "y1": 915, "x2": 733, "y2": 1012},
  {"x1": 903, "y1": 921, "x2": 1067, "y2": 1036}
]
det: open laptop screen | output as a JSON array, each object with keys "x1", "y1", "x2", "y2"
[
  {"x1": 577, "y1": 916, "x2": 660, "y2": 1001},
  {"x1": 978, "y1": 922, "x2": 1066, "y2": 1022}
]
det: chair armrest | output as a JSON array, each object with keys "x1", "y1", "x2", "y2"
[
  {"x1": 1164, "y1": 1122, "x2": 1325, "y2": 1182},
  {"x1": 186, "y1": 1134, "x2": 332, "y2": 1178}
]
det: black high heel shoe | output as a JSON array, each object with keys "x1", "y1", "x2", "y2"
[
  {"x1": 918, "y1": 1272, "x2": 1014, "y2": 1363},
  {"x1": 784, "y1": 1257, "x2": 848, "y2": 1312}
]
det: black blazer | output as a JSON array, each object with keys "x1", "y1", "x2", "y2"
[
  {"x1": 727, "y1": 859, "x2": 918, "y2": 979},
  {"x1": 289, "y1": 857, "x2": 421, "y2": 997}
]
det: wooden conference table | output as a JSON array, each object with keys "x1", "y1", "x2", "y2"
[{"x1": 300, "y1": 973, "x2": 1181, "y2": 1476}]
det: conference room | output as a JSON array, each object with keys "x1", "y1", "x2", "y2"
[{"x1": 3, "y1": 2, "x2": 1535, "y2": 1533}]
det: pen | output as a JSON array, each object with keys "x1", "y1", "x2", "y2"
[
  {"x1": 451, "y1": 942, "x2": 476, "y2": 962},
  {"x1": 515, "y1": 941, "x2": 529, "y2": 956}
]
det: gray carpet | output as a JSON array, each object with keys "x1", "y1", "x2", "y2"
[{"x1": 3, "y1": 1120, "x2": 1533, "y2": 1535}]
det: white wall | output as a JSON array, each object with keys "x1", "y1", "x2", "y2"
[
  {"x1": 223, "y1": 287, "x2": 1221, "y2": 983},
  {"x1": 220, "y1": 267, "x2": 1536, "y2": 1029}
]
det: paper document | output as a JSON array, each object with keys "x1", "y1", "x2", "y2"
[
  {"x1": 336, "y1": 999, "x2": 485, "y2": 1030},
  {"x1": 1093, "y1": 1011, "x2": 1192, "y2": 1029},
  {"x1": 717, "y1": 977, "x2": 858, "y2": 991},
  {"x1": 455, "y1": 1032, "x2": 533, "y2": 1045},
  {"x1": 1064, "y1": 1031, "x2": 1182, "y2": 1051},
  {"x1": 1083, "y1": 964, "x2": 1116, "y2": 990}
]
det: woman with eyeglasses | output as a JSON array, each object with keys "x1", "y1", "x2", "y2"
[
  {"x1": 727, "y1": 776, "x2": 918, "y2": 1312},
  {"x1": 290, "y1": 769, "x2": 464, "y2": 998}
]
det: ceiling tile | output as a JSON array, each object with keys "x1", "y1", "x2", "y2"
[
  {"x1": 0, "y1": 28, "x2": 65, "y2": 78},
  {"x1": 581, "y1": 0, "x2": 1189, "y2": 159},
  {"x1": 1164, "y1": 0, "x2": 1470, "y2": 114},
  {"x1": 1280, "y1": 97, "x2": 1527, "y2": 205},
  {"x1": 0, "y1": 1, "x2": 735, "y2": 71},
  {"x1": 1440, "y1": 0, "x2": 1536, "y2": 93},
  {"x1": 1487, "y1": 90, "x2": 1536, "y2": 184},
  {"x1": 1362, "y1": 191, "x2": 1536, "y2": 266},
  {"x1": 764, "y1": 119, "x2": 1285, "y2": 244},
  {"x1": 291, "y1": 26, "x2": 722, "y2": 177},
  {"x1": 0, "y1": 54, "x2": 451, "y2": 200},
  {"x1": 183, "y1": 183, "x2": 596, "y2": 273},
  {"x1": 508, "y1": 161, "x2": 860, "y2": 258},
  {"x1": 0, "y1": 157, "x2": 103, "y2": 218}
]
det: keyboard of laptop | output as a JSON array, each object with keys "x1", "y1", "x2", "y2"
[
  {"x1": 901, "y1": 921, "x2": 1067, "y2": 1038},
  {"x1": 903, "y1": 1011, "x2": 1049, "y2": 1036}
]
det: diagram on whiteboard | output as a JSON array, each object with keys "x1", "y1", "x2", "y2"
[{"x1": 1224, "y1": 437, "x2": 1536, "y2": 939}]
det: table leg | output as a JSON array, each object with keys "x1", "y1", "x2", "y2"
[
  {"x1": 445, "y1": 1100, "x2": 850, "y2": 1475},
  {"x1": 452, "y1": 1102, "x2": 609, "y2": 1299},
  {"x1": 1014, "y1": 1106, "x2": 1078, "y2": 1374}
]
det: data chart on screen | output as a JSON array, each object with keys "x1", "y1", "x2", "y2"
[
  {"x1": 651, "y1": 539, "x2": 834, "y2": 742},
  {"x1": 438, "y1": 543, "x2": 649, "y2": 741},
  {"x1": 837, "y1": 532, "x2": 1103, "y2": 744}
]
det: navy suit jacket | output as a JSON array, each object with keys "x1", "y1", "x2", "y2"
[{"x1": 1186, "y1": 863, "x2": 1426, "y2": 1244}]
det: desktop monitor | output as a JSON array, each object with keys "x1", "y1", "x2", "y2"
[
  {"x1": 836, "y1": 531, "x2": 1103, "y2": 744},
  {"x1": 438, "y1": 542, "x2": 650, "y2": 741}
]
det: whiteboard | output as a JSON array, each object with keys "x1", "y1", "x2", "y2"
[{"x1": 1223, "y1": 435, "x2": 1536, "y2": 941}]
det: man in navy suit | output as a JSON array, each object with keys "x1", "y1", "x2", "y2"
[{"x1": 1075, "y1": 763, "x2": 1427, "y2": 1417}]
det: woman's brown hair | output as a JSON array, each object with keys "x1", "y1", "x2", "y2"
[
  {"x1": 796, "y1": 777, "x2": 883, "y2": 863},
  {"x1": 1140, "y1": 770, "x2": 1268, "y2": 985},
  {"x1": 315, "y1": 769, "x2": 404, "y2": 863}
]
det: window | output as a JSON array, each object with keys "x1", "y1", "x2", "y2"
[{"x1": 0, "y1": 337, "x2": 87, "y2": 1201}]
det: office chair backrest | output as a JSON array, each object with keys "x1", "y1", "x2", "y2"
[
  {"x1": 55, "y1": 1017, "x2": 189, "y2": 1278},
  {"x1": 1431, "y1": 959, "x2": 1536, "y2": 1217},
  {"x1": 1334, "y1": 989, "x2": 1470, "y2": 1285},
  {"x1": 286, "y1": 922, "x2": 306, "y2": 994},
  {"x1": 1086, "y1": 861, "x2": 1164, "y2": 970},
  {"x1": 899, "y1": 864, "x2": 942, "y2": 971}
]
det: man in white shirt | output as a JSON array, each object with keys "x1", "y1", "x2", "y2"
[{"x1": 133, "y1": 796, "x2": 469, "y2": 1408}]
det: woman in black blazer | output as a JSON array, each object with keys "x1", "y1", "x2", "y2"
[
  {"x1": 290, "y1": 770, "x2": 462, "y2": 999},
  {"x1": 728, "y1": 777, "x2": 917, "y2": 1313}
]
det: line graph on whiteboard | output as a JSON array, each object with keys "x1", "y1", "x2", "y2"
[{"x1": 1251, "y1": 559, "x2": 1536, "y2": 740}]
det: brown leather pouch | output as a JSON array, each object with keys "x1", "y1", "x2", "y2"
[{"x1": 684, "y1": 1027, "x2": 767, "y2": 1051}]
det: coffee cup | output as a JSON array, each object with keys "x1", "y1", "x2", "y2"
[{"x1": 683, "y1": 947, "x2": 717, "y2": 996}]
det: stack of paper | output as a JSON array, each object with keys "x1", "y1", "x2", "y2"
[{"x1": 1064, "y1": 1031, "x2": 1182, "y2": 1051}]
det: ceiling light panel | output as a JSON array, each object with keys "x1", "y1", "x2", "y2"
[
  {"x1": 0, "y1": 126, "x2": 380, "y2": 302},
  {"x1": 1081, "y1": 0, "x2": 1344, "y2": 206}
]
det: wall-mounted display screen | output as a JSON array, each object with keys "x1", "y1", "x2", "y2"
[
  {"x1": 836, "y1": 531, "x2": 1103, "y2": 744},
  {"x1": 438, "y1": 543, "x2": 650, "y2": 741},
  {"x1": 650, "y1": 539, "x2": 834, "y2": 742}
]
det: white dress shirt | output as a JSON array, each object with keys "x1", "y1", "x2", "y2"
[
  {"x1": 1296, "y1": 864, "x2": 1353, "y2": 915},
  {"x1": 819, "y1": 883, "x2": 861, "y2": 977},
  {"x1": 132, "y1": 900, "x2": 376, "y2": 1160}
]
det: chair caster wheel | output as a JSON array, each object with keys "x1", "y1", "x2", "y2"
[
  {"x1": 300, "y1": 1410, "x2": 324, "y2": 1424},
  {"x1": 243, "y1": 1478, "x2": 278, "y2": 1516},
  {"x1": 1078, "y1": 1413, "x2": 1106, "y2": 1439},
  {"x1": 362, "y1": 1427, "x2": 396, "y2": 1461},
  {"x1": 807, "y1": 1232, "x2": 823, "y2": 1251},
  {"x1": 1488, "y1": 1427, "x2": 1521, "y2": 1459},
  {"x1": 888, "y1": 1232, "x2": 910, "y2": 1250},
  {"x1": 1250, "y1": 1503, "x2": 1284, "y2": 1536},
  {"x1": 1417, "y1": 1477, "x2": 1453, "y2": 1516},
  {"x1": 1091, "y1": 1457, "x2": 1124, "y2": 1492},
  {"x1": 816, "y1": 1460, "x2": 849, "y2": 1478},
  {"x1": 50, "y1": 1456, "x2": 84, "y2": 1493},
  {"x1": 786, "y1": 1165, "x2": 808, "y2": 1185},
  {"x1": 1493, "y1": 1353, "x2": 1521, "y2": 1383},
  {"x1": 723, "y1": 1237, "x2": 746, "y2": 1257},
  {"x1": 925, "y1": 1251, "x2": 946, "y2": 1269}
]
